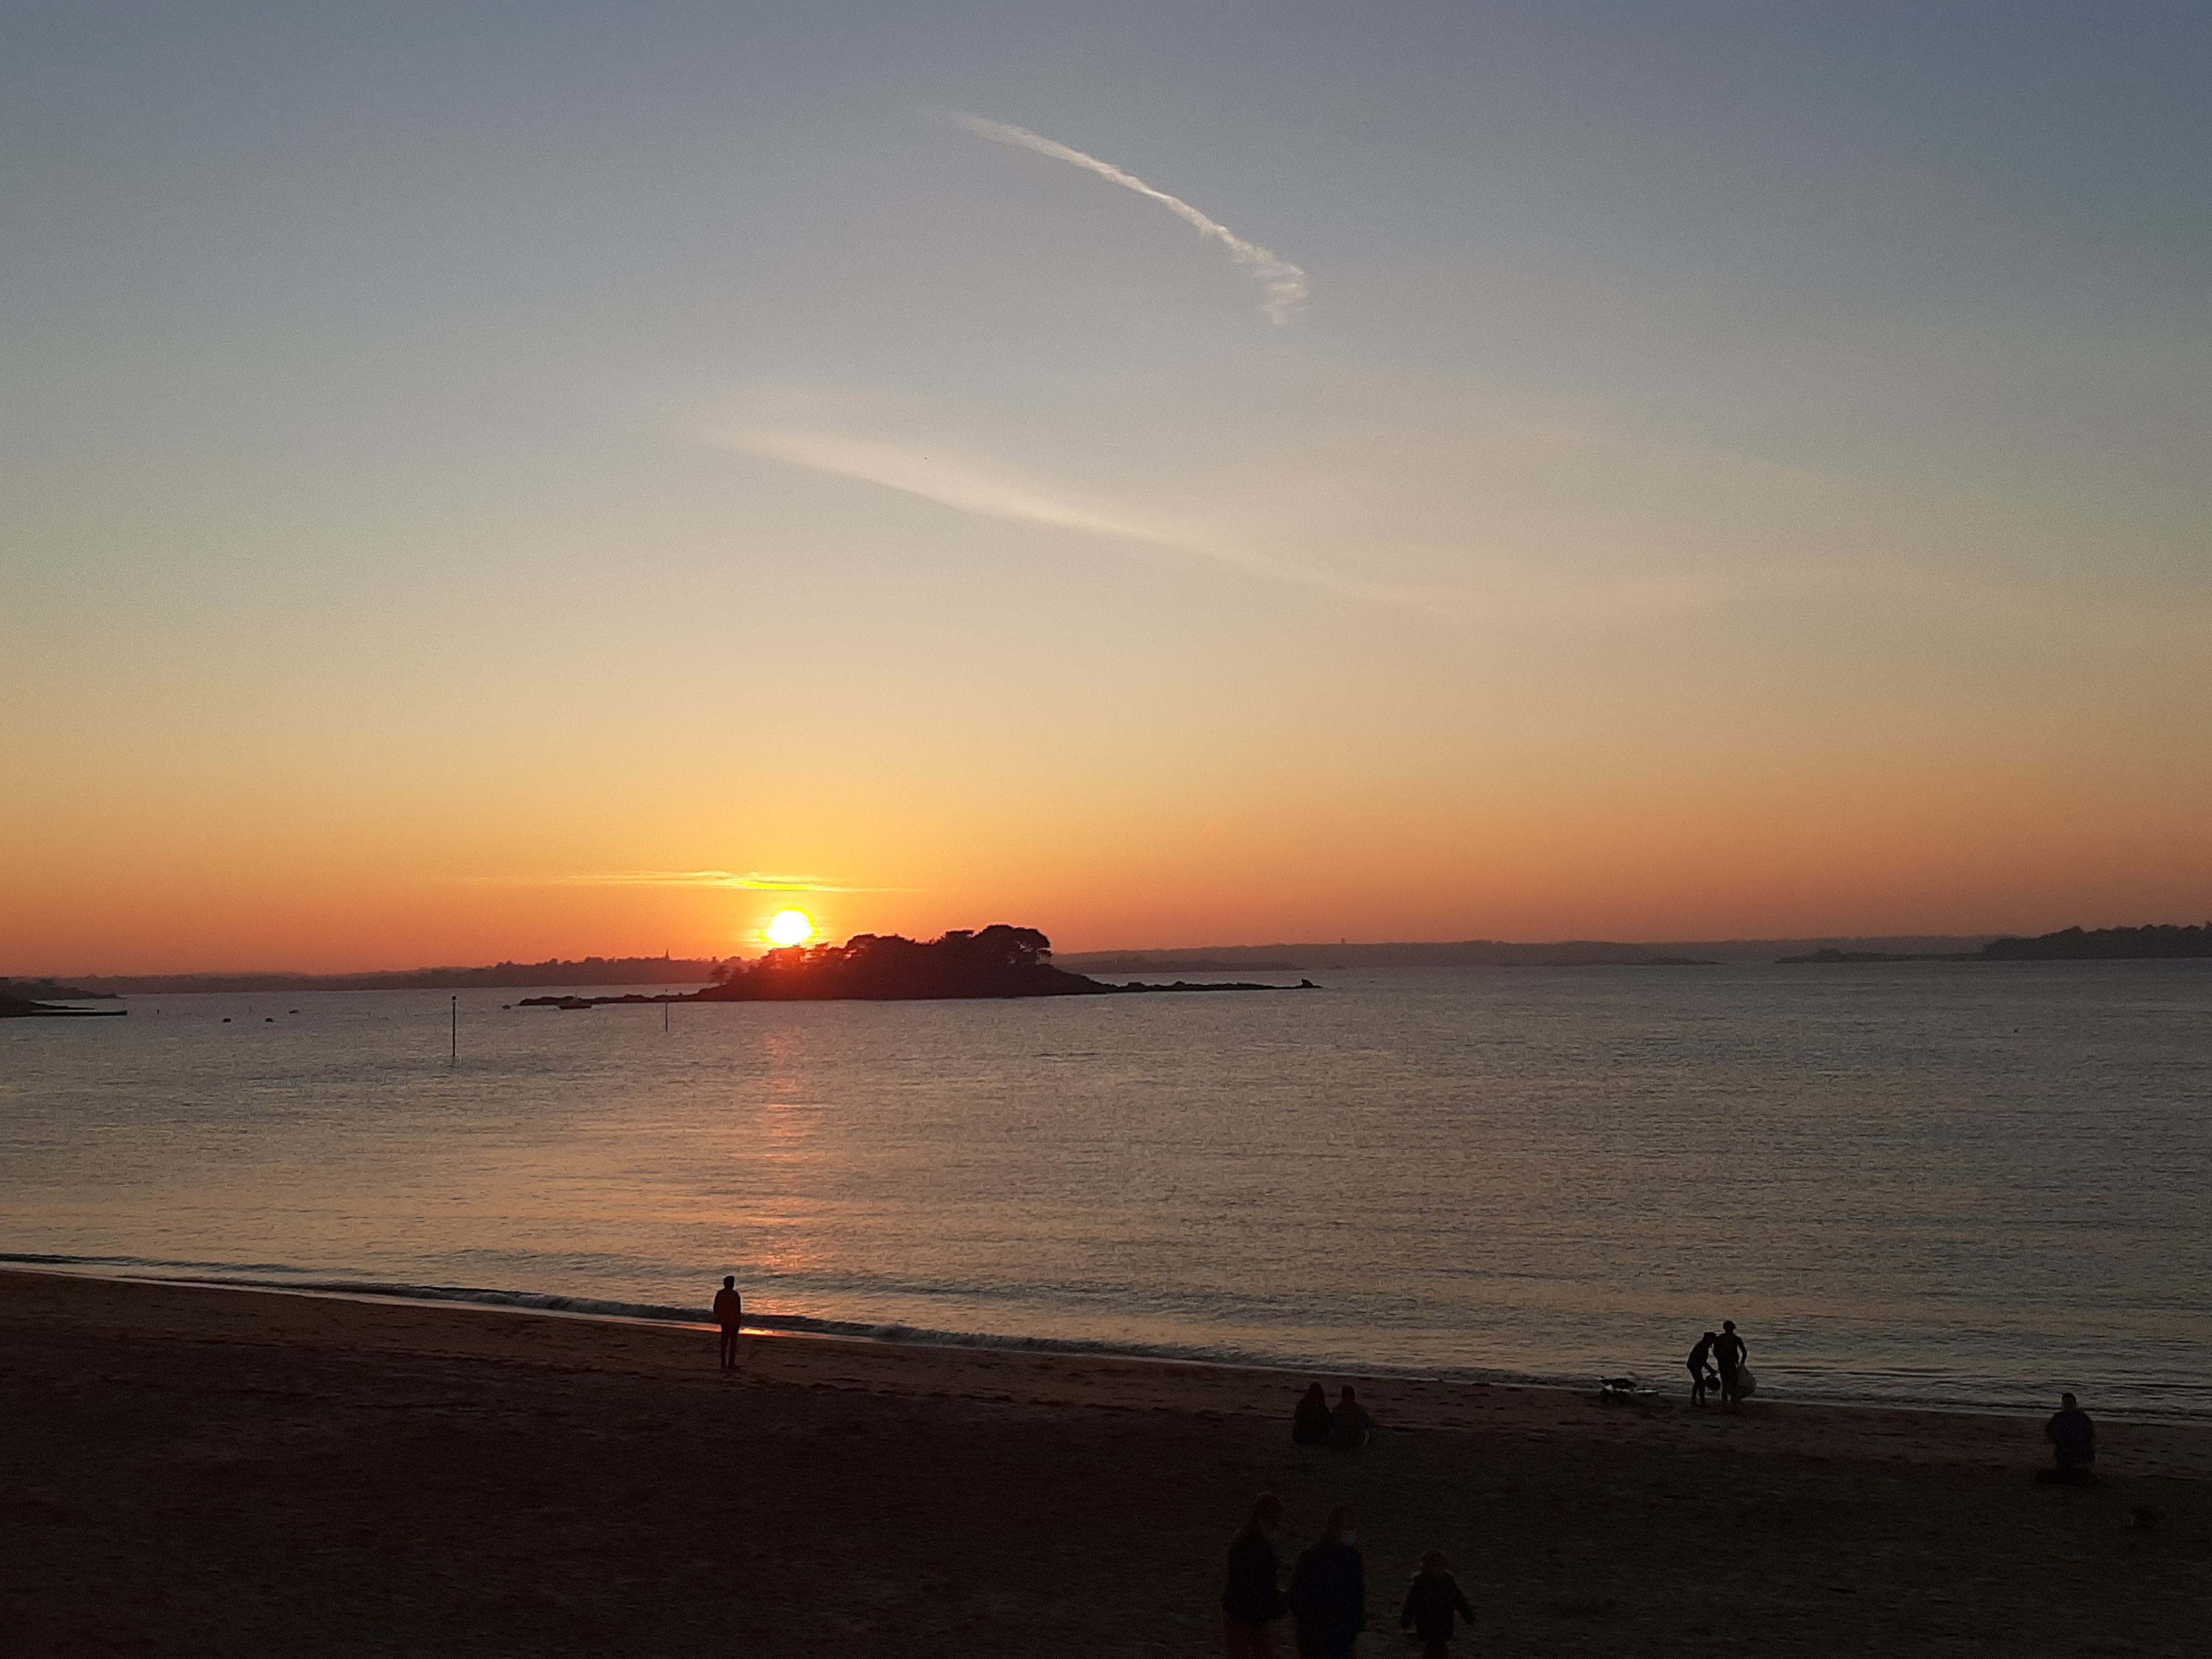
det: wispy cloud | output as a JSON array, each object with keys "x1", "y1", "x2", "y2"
[
  {"x1": 708, "y1": 421, "x2": 1453, "y2": 612},
  {"x1": 715, "y1": 426, "x2": 1184, "y2": 550},
  {"x1": 934, "y1": 110, "x2": 1308, "y2": 324},
  {"x1": 548, "y1": 871, "x2": 904, "y2": 894}
]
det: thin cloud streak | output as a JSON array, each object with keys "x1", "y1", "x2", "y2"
[
  {"x1": 716, "y1": 427, "x2": 1183, "y2": 549},
  {"x1": 709, "y1": 423, "x2": 1452, "y2": 613},
  {"x1": 549, "y1": 871, "x2": 906, "y2": 894},
  {"x1": 935, "y1": 110, "x2": 1308, "y2": 324}
]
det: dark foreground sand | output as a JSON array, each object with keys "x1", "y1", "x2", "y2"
[{"x1": 3, "y1": 1272, "x2": 2207, "y2": 1656}]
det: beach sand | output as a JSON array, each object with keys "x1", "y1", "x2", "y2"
[{"x1": 3, "y1": 1270, "x2": 2205, "y2": 1656}]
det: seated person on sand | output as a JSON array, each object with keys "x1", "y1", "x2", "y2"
[
  {"x1": 2042, "y1": 1392, "x2": 2096, "y2": 1482},
  {"x1": 1330, "y1": 1384, "x2": 1376, "y2": 1449},
  {"x1": 1293, "y1": 1381, "x2": 1334, "y2": 1446}
]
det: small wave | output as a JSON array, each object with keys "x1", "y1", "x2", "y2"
[{"x1": 1, "y1": 1249, "x2": 317, "y2": 1276}]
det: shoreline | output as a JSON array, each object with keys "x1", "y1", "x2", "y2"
[
  {"x1": 7, "y1": 1256, "x2": 2203, "y2": 1427},
  {"x1": 5, "y1": 1268, "x2": 2207, "y2": 1655},
  {"x1": 12, "y1": 1266, "x2": 2211, "y2": 1460}
]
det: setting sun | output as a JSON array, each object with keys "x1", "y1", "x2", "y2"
[{"x1": 762, "y1": 909, "x2": 816, "y2": 948}]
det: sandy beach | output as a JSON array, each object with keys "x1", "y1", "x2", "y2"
[{"x1": 2, "y1": 1269, "x2": 2205, "y2": 1656}]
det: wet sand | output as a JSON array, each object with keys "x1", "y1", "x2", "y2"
[{"x1": 3, "y1": 1269, "x2": 2205, "y2": 1656}]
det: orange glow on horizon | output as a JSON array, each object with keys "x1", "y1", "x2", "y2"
[{"x1": 5, "y1": 689, "x2": 2209, "y2": 975}]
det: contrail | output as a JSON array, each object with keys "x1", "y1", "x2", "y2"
[{"x1": 936, "y1": 111, "x2": 1307, "y2": 324}]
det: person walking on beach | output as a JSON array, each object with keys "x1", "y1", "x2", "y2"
[
  {"x1": 713, "y1": 1276, "x2": 744, "y2": 1371},
  {"x1": 1330, "y1": 1385, "x2": 1376, "y2": 1448},
  {"x1": 1398, "y1": 1550, "x2": 1476, "y2": 1659},
  {"x1": 1714, "y1": 1320, "x2": 1747, "y2": 1408},
  {"x1": 1221, "y1": 1492, "x2": 1289, "y2": 1658},
  {"x1": 1289, "y1": 1505, "x2": 1367, "y2": 1659},
  {"x1": 1688, "y1": 1330, "x2": 1718, "y2": 1405}
]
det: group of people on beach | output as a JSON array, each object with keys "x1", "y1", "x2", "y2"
[
  {"x1": 1686, "y1": 1320, "x2": 1751, "y2": 1406},
  {"x1": 1223, "y1": 1492, "x2": 1475, "y2": 1659},
  {"x1": 1214, "y1": 1380, "x2": 1472, "y2": 1657},
  {"x1": 1291, "y1": 1382, "x2": 1376, "y2": 1448},
  {"x1": 699, "y1": 1273, "x2": 2113, "y2": 1654},
  {"x1": 1675, "y1": 1314, "x2": 2101, "y2": 1491}
]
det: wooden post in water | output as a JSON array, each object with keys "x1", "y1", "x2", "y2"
[{"x1": 449, "y1": 995, "x2": 457, "y2": 1065}]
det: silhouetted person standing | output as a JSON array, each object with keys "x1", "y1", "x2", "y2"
[
  {"x1": 1330, "y1": 1385, "x2": 1375, "y2": 1448},
  {"x1": 713, "y1": 1276, "x2": 743, "y2": 1370},
  {"x1": 2044, "y1": 1392, "x2": 2096, "y2": 1482},
  {"x1": 1398, "y1": 1550, "x2": 1475, "y2": 1659},
  {"x1": 1292, "y1": 1382, "x2": 1333, "y2": 1446},
  {"x1": 1221, "y1": 1492, "x2": 1289, "y2": 1658},
  {"x1": 1289, "y1": 1505, "x2": 1366, "y2": 1659},
  {"x1": 1714, "y1": 1320, "x2": 1747, "y2": 1408},
  {"x1": 1688, "y1": 1330, "x2": 1718, "y2": 1405}
]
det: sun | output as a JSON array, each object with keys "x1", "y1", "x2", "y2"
[{"x1": 761, "y1": 909, "x2": 816, "y2": 948}]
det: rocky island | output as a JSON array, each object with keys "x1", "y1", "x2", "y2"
[{"x1": 518, "y1": 926, "x2": 1307, "y2": 1007}]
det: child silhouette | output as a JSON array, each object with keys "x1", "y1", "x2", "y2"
[{"x1": 1399, "y1": 1550, "x2": 1475, "y2": 1658}]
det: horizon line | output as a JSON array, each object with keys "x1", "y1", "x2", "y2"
[{"x1": 5, "y1": 928, "x2": 2083, "y2": 983}]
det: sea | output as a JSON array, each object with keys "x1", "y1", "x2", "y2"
[{"x1": 4, "y1": 962, "x2": 2208, "y2": 1419}]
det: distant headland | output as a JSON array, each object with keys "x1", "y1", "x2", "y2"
[
  {"x1": 0, "y1": 977, "x2": 117, "y2": 1002},
  {"x1": 1979, "y1": 922, "x2": 2212, "y2": 960},
  {"x1": 1781, "y1": 922, "x2": 2212, "y2": 965},
  {"x1": 519, "y1": 927, "x2": 1305, "y2": 1007},
  {"x1": 0, "y1": 980, "x2": 126, "y2": 1019}
]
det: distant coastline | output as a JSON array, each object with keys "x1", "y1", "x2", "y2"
[
  {"x1": 15, "y1": 923, "x2": 2207, "y2": 996},
  {"x1": 1056, "y1": 936, "x2": 1989, "y2": 972},
  {"x1": 1977, "y1": 922, "x2": 2212, "y2": 961},
  {"x1": 1781, "y1": 923, "x2": 2212, "y2": 965}
]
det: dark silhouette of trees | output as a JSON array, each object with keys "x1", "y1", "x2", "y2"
[{"x1": 696, "y1": 926, "x2": 1092, "y2": 1001}]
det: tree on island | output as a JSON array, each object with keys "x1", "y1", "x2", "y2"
[{"x1": 699, "y1": 926, "x2": 1096, "y2": 1001}]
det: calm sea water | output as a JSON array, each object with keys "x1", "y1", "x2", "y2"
[{"x1": 4, "y1": 964, "x2": 2208, "y2": 1418}]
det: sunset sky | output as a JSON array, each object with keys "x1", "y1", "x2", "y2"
[{"x1": 5, "y1": 3, "x2": 2208, "y2": 973}]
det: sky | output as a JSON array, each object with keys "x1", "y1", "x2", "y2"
[{"x1": 4, "y1": 2, "x2": 2208, "y2": 972}]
